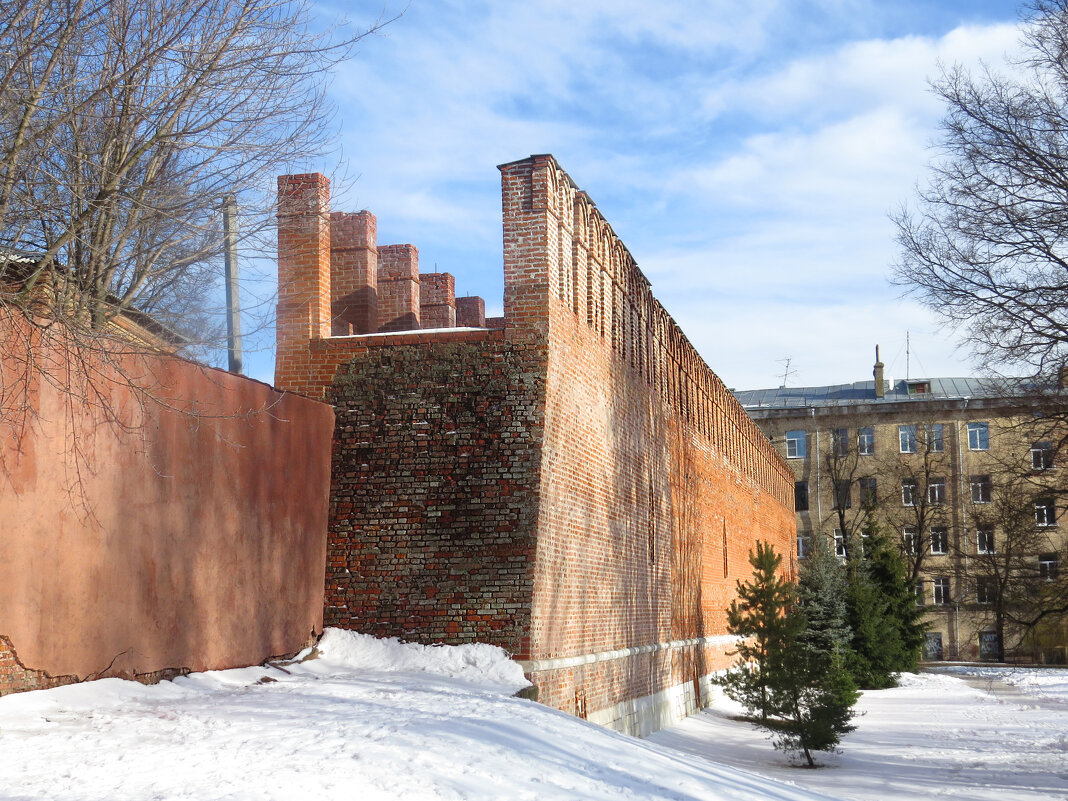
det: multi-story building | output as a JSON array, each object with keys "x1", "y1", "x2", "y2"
[{"x1": 735, "y1": 350, "x2": 1068, "y2": 664}]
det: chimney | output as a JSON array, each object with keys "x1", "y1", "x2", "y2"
[{"x1": 873, "y1": 344, "x2": 885, "y2": 398}]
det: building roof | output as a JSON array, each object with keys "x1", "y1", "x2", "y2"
[{"x1": 733, "y1": 377, "x2": 1034, "y2": 410}]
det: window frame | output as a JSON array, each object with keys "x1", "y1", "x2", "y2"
[
  {"x1": 933, "y1": 576, "x2": 951, "y2": 605},
  {"x1": 899, "y1": 424, "x2": 918, "y2": 454},
  {"x1": 1035, "y1": 498, "x2": 1057, "y2": 527},
  {"x1": 976, "y1": 526, "x2": 995, "y2": 554},
  {"x1": 928, "y1": 477, "x2": 947, "y2": 506},
  {"x1": 785, "y1": 429, "x2": 807, "y2": 459},
  {"x1": 968, "y1": 421, "x2": 990, "y2": 451},
  {"x1": 858, "y1": 427, "x2": 875, "y2": 456},
  {"x1": 930, "y1": 526, "x2": 949, "y2": 555},
  {"x1": 833, "y1": 529, "x2": 846, "y2": 559},
  {"x1": 925, "y1": 423, "x2": 944, "y2": 453},
  {"x1": 1031, "y1": 441, "x2": 1054, "y2": 470},
  {"x1": 901, "y1": 479, "x2": 918, "y2": 507},
  {"x1": 970, "y1": 474, "x2": 992, "y2": 504},
  {"x1": 1039, "y1": 553, "x2": 1060, "y2": 581},
  {"x1": 903, "y1": 526, "x2": 918, "y2": 556},
  {"x1": 914, "y1": 579, "x2": 925, "y2": 606}
]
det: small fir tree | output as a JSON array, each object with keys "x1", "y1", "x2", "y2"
[
  {"x1": 862, "y1": 521, "x2": 925, "y2": 673},
  {"x1": 721, "y1": 541, "x2": 859, "y2": 766},
  {"x1": 720, "y1": 541, "x2": 795, "y2": 722}
]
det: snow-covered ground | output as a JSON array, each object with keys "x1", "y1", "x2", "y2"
[
  {"x1": 1, "y1": 631, "x2": 1066, "y2": 801},
  {"x1": 651, "y1": 666, "x2": 1068, "y2": 801}
]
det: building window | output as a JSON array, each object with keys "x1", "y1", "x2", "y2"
[
  {"x1": 930, "y1": 526, "x2": 948, "y2": 555},
  {"x1": 933, "y1": 576, "x2": 951, "y2": 605},
  {"x1": 859, "y1": 477, "x2": 878, "y2": 507},
  {"x1": 908, "y1": 381, "x2": 931, "y2": 395},
  {"x1": 1031, "y1": 441, "x2": 1054, "y2": 470},
  {"x1": 903, "y1": 527, "x2": 918, "y2": 555},
  {"x1": 968, "y1": 421, "x2": 990, "y2": 451},
  {"x1": 925, "y1": 423, "x2": 944, "y2": 452},
  {"x1": 786, "y1": 430, "x2": 807, "y2": 459},
  {"x1": 915, "y1": 580, "x2": 925, "y2": 606},
  {"x1": 833, "y1": 529, "x2": 846, "y2": 558},
  {"x1": 833, "y1": 479, "x2": 852, "y2": 510},
  {"x1": 899, "y1": 424, "x2": 918, "y2": 454},
  {"x1": 902, "y1": 480, "x2": 918, "y2": 507},
  {"x1": 794, "y1": 481, "x2": 809, "y2": 512},
  {"x1": 797, "y1": 534, "x2": 811, "y2": 559},
  {"x1": 970, "y1": 475, "x2": 992, "y2": 504},
  {"x1": 1035, "y1": 498, "x2": 1057, "y2": 527},
  {"x1": 928, "y1": 477, "x2": 946, "y2": 505},
  {"x1": 858, "y1": 427, "x2": 875, "y2": 455},
  {"x1": 976, "y1": 526, "x2": 995, "y2": 554},
  {"x1": 832, "y1": 427, "x2": 849, "y2": 457},
  {"x1": 977, "y1": 576, "x2": 996, "y2": 604},
  {"x1": 1039, "y1": 553, "x2": 1060, "y2": 581}
]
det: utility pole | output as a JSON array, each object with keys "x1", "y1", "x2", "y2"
[{"x1": 222, "y1": 195, "x2": 243, "y2": 374}]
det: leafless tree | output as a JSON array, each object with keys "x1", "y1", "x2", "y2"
[
  {"x1": 878, "y1": 423, "x2": 953, "y2": 584},
  {"x1": 1, "y1": 0, "x2": 391, "y2": 351},
  {"x1": 959, "y1": 435, "x2": 1068, "y2": 661},
  {"x1": 894, "y1": 0, "x2": 1068, "y2": 377}
]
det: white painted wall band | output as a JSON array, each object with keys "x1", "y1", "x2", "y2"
[{"x1": 517, "y1": 634, "x2": 740, "y2": 673}]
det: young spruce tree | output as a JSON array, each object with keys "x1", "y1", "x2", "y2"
[{"x1": 721, "y1": 541, "x2": 858, "y2": 766}]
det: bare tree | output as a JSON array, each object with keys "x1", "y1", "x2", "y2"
[
  {"x1": 1, "y1": 0, "x2": 391, "y2": 349},
  {"x1": 961, "y1": 435, "x2": 1068, "y2": 661},
  {"x1": 877, "y1": 423, "x2": 953, "y2": 584},
  {"x1": 894, "y1": 0, "x2": 1068, "y2": 377},
  {"x1": 818, "y1": 421, "x2": 880, "y2": 561}
]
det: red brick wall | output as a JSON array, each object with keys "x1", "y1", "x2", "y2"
[
  {"x1": 498, "y1": 155, "x2": 795, "y2": 717},
  {"x1": 274, "y1": 157, "x2": 795, "y2": 729},
  {"x1": 0, "y1": 319, "x2": 334, "y2": 695}
]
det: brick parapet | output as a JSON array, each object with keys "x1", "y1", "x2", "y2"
[
  {"x1": 377, "y1": 244, "x2": 420, "y2": 332},
  {"x1": 497, "y1": 155, "x2": 793, "y2": 507},
  {"x1": 420, "y1": 272, "x2": 456, "y2": 329},
  {"x1": 330, "y1": 211, "x2": 378, "y2": 335},
  {"x1": 457, "y1": 296, "x2": 486, "y2": 328}
]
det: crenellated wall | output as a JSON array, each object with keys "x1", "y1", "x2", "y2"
[{"x1": 274, "y1": 155, "x2": 794, "y2": 736}]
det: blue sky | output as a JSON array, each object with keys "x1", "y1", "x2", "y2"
[{"x1": 243, "y1": 0, "x2": 1025, "y2": 390}]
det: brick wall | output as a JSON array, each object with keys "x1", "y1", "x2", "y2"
[{"x1": 274, "y1": 155, "x2": 795, "y2": 734}]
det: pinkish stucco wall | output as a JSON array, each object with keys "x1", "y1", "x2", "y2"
[{"x1": 0, "y1": 319, "x2": 334, "y2": 692}]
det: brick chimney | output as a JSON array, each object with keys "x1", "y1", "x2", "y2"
[
  {"x1": 276, "y1": 173, "x2": 331, "y2": 389},
  {"x1": 329, "y1": 211, "x2": 378, "y2": 335},
  {"x1": 377, "y1": 244, "x2": 420, "y2": 332},
  {"x1": 873, "y1": 344, "x2": 885, "y2": 398}
]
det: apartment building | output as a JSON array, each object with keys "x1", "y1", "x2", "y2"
[{"x1": 734, "y1": 351, "x2": 1068, "y2": 664}]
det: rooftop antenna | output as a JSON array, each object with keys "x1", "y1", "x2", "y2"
[
  {"x1": 906, "y1": 331, "x2": 911, "y2": 380},
  {"x1": 777, "y1": 357, "x2": 797, "y2": 389}
]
